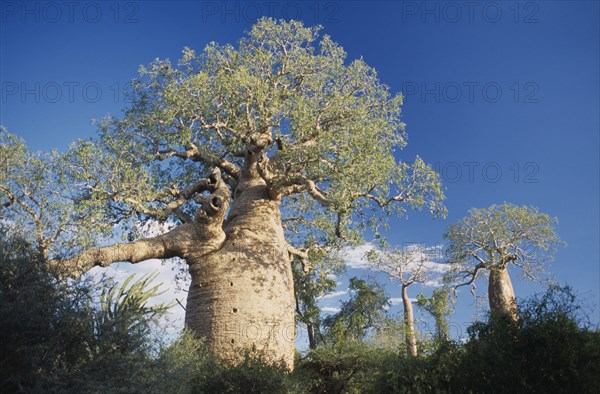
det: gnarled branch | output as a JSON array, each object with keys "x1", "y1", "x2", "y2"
[
  {"x1": 59, "y1": 168, "x2": 231, "y2": 276},
  {"x1": 287, "y1": 244, "x2": 310, "y2": 273},
  {"x1": 157, "y1": 142, "x2": 240, "y2": 179},
  {"x1": 114, "y1": 168, "x2": 227, "y2": 222}
]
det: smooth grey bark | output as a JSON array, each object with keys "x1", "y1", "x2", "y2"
[
  {"x1": 488, "y1": 266, "x2": 518, "y2": 321},
  {"x1": 402, "y1": 285, "x2": 418, "y2": 357}
]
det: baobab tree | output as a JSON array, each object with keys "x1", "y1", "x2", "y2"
[
  {"x1": 369, "y1": 244, "x2": 436, "y2": 357},
  {"x1": 0, "y1": 19, "x2": 445, "y2": 368},
  {"x1": 444, "y1": 203, "x2": 562, "y2": 321}
]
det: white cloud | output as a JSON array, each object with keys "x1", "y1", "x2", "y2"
[
  {"x1": 318, "y1": 290, "x2": 348, "y2": 300},
  {"x1": 423, "y1": 278, "x2": 445, "y2": 287},
  {"x1": 321, "y1": 306, "x2": 341, "y2": 313},
  {"x1": 389, "y1": 297, "x2": 417, "y2": 305},
  {"x1": 340, "y1": 243, "x2": 375, "y2": 269},
  {"x1": 340, "y1": 242, "x2": 450, "y2": 288}
]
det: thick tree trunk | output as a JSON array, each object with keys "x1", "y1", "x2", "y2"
[
  {"x1": 184, "y1": 159, "x2": 296, "y2": 369},
  {"x1": 402, "y1": 285, "x2": 418, "y2": 357},
  {"x1": 488, "y1": 266, "x2": 518, "y2": 321},
  {"x1": 64, "y1": 166, "x2": 297, "y2": 369}
]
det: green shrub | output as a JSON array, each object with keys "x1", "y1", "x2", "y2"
[
  {"x1": 454, "y1": 285, "x2": 600, "y2": 393},
  {"x1": 298, "y1": 341, "x2": 393, "y2": 394},
  {"x1": 0, "y1": 232, "x2": 172, "y2": 393}
]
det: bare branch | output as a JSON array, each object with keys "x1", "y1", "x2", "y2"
[
  {"x1": 454, "y1": 262, "x2": 486, "y2": 290},
  {"x1": 512, "y1": 259, "x2": 540, "y2": 281},
  {"x1": 275, "y1": 175, "x2": 333, "y2": 206},
  {"x1": 157, "y1": 142, "x2": 240, "y2": 179}
]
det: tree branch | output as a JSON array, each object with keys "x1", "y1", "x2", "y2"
[
  {"x1": 287, "y1": 244, "x2": 310, "y2": 273},
  {"x1": 59, "y1": 168, "x2": 232, "y2": 276},
  {"x1": 275, "y1": 175, "x2": 333, "y2": 206},
  {"x1": 116, "y1": 169, "x2": 225, "y2": 221},
  {"x1": 157, "y1": 142, "x2": 240, "y2": 179},
  {"x1": 454, "y1": 262, "x2": 486, "y2": 290},
  {"x1": 58, "y1": 223, "x2": 193, "y2": 274}
]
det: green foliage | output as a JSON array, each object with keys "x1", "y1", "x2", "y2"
[
  {"x1": 454, "y1": 285, "x2": 600, "y2": 393},
  {"x1": 0, "y1": 230, "x2": 172, "y2": 393},
  {"x1": 416, "y1": 289, "x2": 453, "y2": 342},
  {"x1": 299, "y1": 341, "x2": 392, "y2": 394},
  {"x1": 322, "y1": 277, "x2": 389, "y2": 344},
  {"x1": 0, "y1": 229, "x2": 88, "y2": 392},
  {"x1": 369, "y1": 343, "x2": 465, "y2": 394},
  {"x1": 0, "y1": 129, "x2": 110, "y2": 261},
  {"x1": 293, "y1": 246, "x2": 346, "y2": 348},
  {"x1": 197, "y1": 353, "x2": 301, "y2": 394},
  {"x1": 141, "y1": 331, "x2": 217, "y2": 394},
  {"x1": 141, "y1": 331, "x2": 303, "y2": 394},
  {"x1": 366, "y1": 315, "x2": 410, "y2": 352},
  {"x1": 444, "y1": 203, "x2": 563, "y2": 287},
  {"x1": 95, "y1": 272, "x2": 173, "y2": 354}
]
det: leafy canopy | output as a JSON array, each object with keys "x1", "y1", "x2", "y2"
[
  {"x1": 1, "y1": 19, "x2": 444, "y2": 259},
  {"x1": 0, "y1": 128, "x2": 113, "y2": 260},
  {"x1": 444, "y1": 203, "x2": 563, "y2": 287}
]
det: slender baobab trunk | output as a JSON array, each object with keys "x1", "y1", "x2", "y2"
[
  {"x1": 488, "y1": 266, "x2": 518, "y2": 321},
  {"x1": 402, "y1": 285, "x2": 418, "y2": 357},
  {"x1": 306, "y1": 322, "x2": 317, "y2": 350}
]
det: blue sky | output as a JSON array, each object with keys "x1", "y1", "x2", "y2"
[{"x1": 1, "y1": 1, "x2": 599, "y2": 341}]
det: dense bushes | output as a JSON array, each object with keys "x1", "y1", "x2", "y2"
[
  {"x1": 300, "y1": 285, "x2": 600, "y2": 394},
  {"x1": 453, "y1": 286, "x2": 600, "y2": 394},
  {"x1": 0, "y1": 233, "x2": 169, "y2": 393},
  {"x1": 0, "y1": 234, "x2": 92, "y2": 392},
  {"x1": 299, "y1": 341, "x2": 392, "y2": 393}
]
